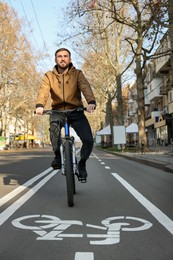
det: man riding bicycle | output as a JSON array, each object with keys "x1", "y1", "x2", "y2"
[{"x1": 35, "y1": 48, "x2": 96, "y2": 180}]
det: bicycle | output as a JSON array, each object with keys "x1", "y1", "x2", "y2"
[{"x1": 42, "y1": 107, "x2": 86, "y2": 207}]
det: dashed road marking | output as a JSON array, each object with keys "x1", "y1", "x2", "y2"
[
  {"x1": 75, "y1": 252, "x2": 94, "y2": 260},
  {"x1": 92, "y1": 152, "x2": 173, "y2": 237}
]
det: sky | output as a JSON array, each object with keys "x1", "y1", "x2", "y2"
[{"x1": 3, "y1": 0, "x2": 72, "y2": 72}]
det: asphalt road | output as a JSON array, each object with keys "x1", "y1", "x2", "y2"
[{"x1": 0, "y1": 147, "x2": 173, "y2": 260}]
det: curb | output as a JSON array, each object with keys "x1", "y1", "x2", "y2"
[{"x1": 99, "y1": 149, "x2": 173, "y2": 174}]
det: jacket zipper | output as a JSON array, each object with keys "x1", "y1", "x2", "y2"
[{"x1": 62, "y1": 74, "x2": 66, "y2": 109}]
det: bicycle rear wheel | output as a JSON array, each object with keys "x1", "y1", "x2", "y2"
[{"x1": 64, "y1": 141, "x2": 75, "y2": 207}]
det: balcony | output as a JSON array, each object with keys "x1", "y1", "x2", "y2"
[
  {"x1": 146, "y1": 78, "x2": 163, "y2": 101},
  {"x1": 160, "y1": 88, "x2": 167, "y2": 95},
  {"x1": 155, "y1": 55, "x2": 170, "y2": 74},
  {"x1": 155, "y1": 33, "x2": 171, "y2": 74},
  {"x1": 168, "y1": 102, "x2": 173, "y2": 114},
  {"x1": 167, "y1": 82, "x2": 173, "y2": 91},
  {"x1": 144, "y1": 89, "x2": 150, "y2": 106},
  {"x1": 144, "y1": 97, "x2": 150, "y2": 106}
]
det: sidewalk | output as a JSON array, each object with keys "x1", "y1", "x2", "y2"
[{"x1": 112, "y1": 145, "x2": 173, "y2": 174}]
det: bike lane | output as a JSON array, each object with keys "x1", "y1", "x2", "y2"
[{"x1": 0, "y1": 150, "x2": 173, "y2": 259}]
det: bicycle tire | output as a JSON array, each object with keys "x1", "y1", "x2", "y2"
[{"x1": 64, "y1": 141, "x2": 75, "y2": 207}]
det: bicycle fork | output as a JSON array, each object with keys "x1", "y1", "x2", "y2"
[
  {"x1": 60, "y1": 141, "x2": 77, "y2": 175},
  {"x1": 60, "y1": 144, "x2": 65, "y2": 175}
]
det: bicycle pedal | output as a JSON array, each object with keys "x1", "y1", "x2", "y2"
[
  {"x1": 80, "y1": 178, "x2": 87, "y2": 183},
  {"x1": 75, "y1": 173, "x2": 87, "y2": 183},
  {"x1": 78, "y1": 177, "x2": 87, "y2": 183}
]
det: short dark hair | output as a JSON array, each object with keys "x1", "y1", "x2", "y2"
[{"x1": 55, "y1": 48, "x2": 71, "y2": 58}]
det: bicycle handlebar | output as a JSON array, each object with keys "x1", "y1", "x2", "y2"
[{"x1": 34, "y1": 107, "x2": 86, "y2": 115}]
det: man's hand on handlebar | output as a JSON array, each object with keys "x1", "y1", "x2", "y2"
[
  {"x1": 86, "y1": 104, "x2": 95, "y2": 113},
  {"x1": 36, "y1": 107, "x2": 44, "y2": 115},
  {"x1": 35, "y1": 105, "x2": 95, "y2": 115}
]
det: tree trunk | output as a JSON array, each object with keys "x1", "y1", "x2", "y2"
[
  {"x1": 105, "y1": 94, "x2": 114, "y2": 146},
  {"x1": 135, "y1": 54, "x2": 146, "y2": 146},
  {"x1": 116, "y1": 73, "x2": 124, "y2": 125},
  {"x1": 134, "y1": 31, "x2": 146, "y2": 146}
]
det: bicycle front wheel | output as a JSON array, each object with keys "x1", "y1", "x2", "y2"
[{"x1": 64, "y1": 141, "x2": 75, "y2": 207}]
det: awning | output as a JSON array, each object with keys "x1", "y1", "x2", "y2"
[
  {"x1": 126, "y1": 123, "x2": 138, "y2": 133},
  {"x1": 97, "y1": 123, "x2": 139, "y2": 135},
  {"x1": 15, "y1": 134, "x2": 37, "y2": 140},
  {"x1": 96, "y1": 125, "x2": 111, "y2": 135}
]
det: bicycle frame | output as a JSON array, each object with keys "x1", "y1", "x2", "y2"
[
  {"x1": 40, "y1": 107, "x2": 85, "y2": 206},
  {"x1": 42, "y1": 107, "x2": 85, "y2": 176}
]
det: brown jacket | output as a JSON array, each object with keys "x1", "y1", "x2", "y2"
[{"x1": 36, "y1": 63, "x2": 95, "y2": 110}]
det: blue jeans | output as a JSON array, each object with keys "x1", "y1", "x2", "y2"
[{"x1": 49, "y1": 111, "x2": 93, "y2": 161}]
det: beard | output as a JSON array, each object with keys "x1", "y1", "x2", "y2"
[{"x1": 57, "y1": 62, "x2": 70, "y2": 70}]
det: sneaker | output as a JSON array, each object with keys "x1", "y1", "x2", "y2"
[
  {"x1": 51, "y1": 157, "x2": 61, "y2": 169},
  {"x1": 78, "y1": 160, "x2": 87, "y2": 179}
]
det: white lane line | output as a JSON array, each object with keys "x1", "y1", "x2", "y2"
[
  {"x1": 0, "y1": 168, "x2": 53, "y2": 207},
  {"x1": 111, "y1": 172, "x2": 173, "y2": 236},
  {"x1": 105, "y1": 166, "x2": 110, "y2": 169},
  {"x1": 75, "y1": 252, "x2": 94, "y2": 260},
  {"x1": 0, "y1": 170, "x2": 57, "y2": 226}
]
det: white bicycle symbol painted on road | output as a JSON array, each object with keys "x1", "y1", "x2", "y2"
[{"x1": 12, "y1": 215, "x2": 152, "y2": 245}]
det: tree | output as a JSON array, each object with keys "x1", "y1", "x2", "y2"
[
  {"x1": 93, "y1": 0, "x2": 168, "y2": 144},
  {"x1": 57, "y1": 0, "x2": 134, "y2": 146},
  {"x1": 0, "y1": 1, "x2": 41, "y2": 143},
  {"x1": 56, "y1": 0, "x2": 168, "y2": 147}
]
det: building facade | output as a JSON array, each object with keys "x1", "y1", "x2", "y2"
[
  {"x1": 123, "y1": 31, "x2": 173, "y2": 147},
  {"x1": 144, "y1": 32, "x2": 173, "y2": 146}
]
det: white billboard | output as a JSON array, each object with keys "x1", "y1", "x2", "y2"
[{"x1": 113, "y1": 126, "x2": 126, "y2": 144}]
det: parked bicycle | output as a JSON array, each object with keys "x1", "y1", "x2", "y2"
[{"x1": 42, "y1": 108, "x2": 86, "y2": 207}]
